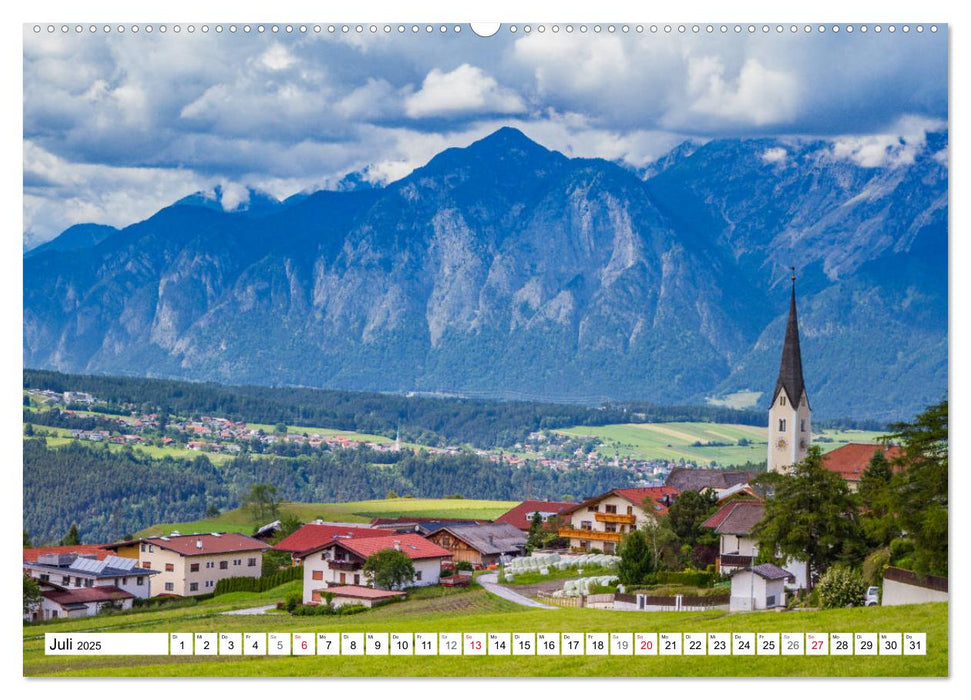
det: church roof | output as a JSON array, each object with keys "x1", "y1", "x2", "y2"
[{"x1": 771, "y1": 276, "x2": 809, "y2": 409}]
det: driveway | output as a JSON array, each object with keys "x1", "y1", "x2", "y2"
[
  {"x1": 221, "y1": 604, "x2": 277, "y2": 615},
  {"x1": 477, "y1": 573, "x2": 556, "y2": 610}
]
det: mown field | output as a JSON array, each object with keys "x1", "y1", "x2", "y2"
[
  {"x1": 136, "y1": 498, "x2": 518, "y2": 537},
  {"x1": 556, "y1": 423, "x2": 887, "y2": 466},
  {"x1": 23, "y1": 581, "x2": 947, "y2": 677}
]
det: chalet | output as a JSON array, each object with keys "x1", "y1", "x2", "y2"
[
  {"x1": 820, "y1": 443, "x2": 902, "y2": 492},
  {"x1": 426, "y1": 523, "x2": 527, "y2": 567},
  {"x1": 557, "y1": 487, "x2": 678, "y2": 555},
  {"x1": 702, "y1": 500, "x2": 809, "y2": 588},
  {"x1": 24, "y1": 553, "x2": 156, "y2": 600},
  {"x1": 301, "y1": 533, "x2": 451, "y2": 603},
  {"x1": 30, "y1": 585, "x2": 136, "y2": 621},
  {"x1": 664, "y1": 468, "x2": 755, "y2": 494},
  {"x1": 109, "y1": 532, "x2": 269, "y2": 597},
  {"x1": 274, "y1": 523, "x2": 385, "y2": 565},
  {"x1": 494, "y1": 500, "x2": 576, "y2": 532}
]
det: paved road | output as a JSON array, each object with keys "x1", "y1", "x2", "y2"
[
  {"x1": 221, "y1": 604, "x2": 277, "y2": 615},
  {"x1": 477, "y1": 573, "x2": 556, "y2": 610}
]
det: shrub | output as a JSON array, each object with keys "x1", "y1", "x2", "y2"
[
  {"x1": 817, "y1": 566, "x2": 867, "y2": 609},
  {"x1": 862, "y1": 548, "x2": 891, "y2": 586},
  {"x1": 656, "y1": 570, "x2": 716, "y2": 588},
  {"x1": 455, "y1": 561, "x2": 474, "y2": 572},
  {"x1": 214, "y1": 566, "x2": 303, "y2": 596}
]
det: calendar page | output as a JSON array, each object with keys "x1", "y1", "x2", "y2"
[{"x1": 20, "y1": 7, "x2": 949, "y2": 684}]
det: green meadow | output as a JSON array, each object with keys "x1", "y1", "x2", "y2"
[
  {"x1": 23, "y1": 581, "x2": 947, "y2": 677},
  {"x1": 136, "y1": 498, "x2": 518, "y2": 537},
  {"x1": 557, "y1": 422, "x2": 887, "y2": 466}
]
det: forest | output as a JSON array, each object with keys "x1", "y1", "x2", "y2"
[{"x1": 23, "y1": 437, "x2": 639, "y2": 545}]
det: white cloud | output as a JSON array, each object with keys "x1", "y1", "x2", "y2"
[
  {"x1": 681, "y1": 56, "x2": 799, "y2": 127},
  {"x1": 404, "y1": 64, "x2": 526, "y2": 118},
  {"x1": 829, "y1": 115, "x2": 946, "y2": 168},
  {"x1": 259, "y1": 44, "x2": 295, "y2": 71},
  {"x1": 761, "y1": 147, "x2": 788, "y2": 165},
  {"x1": 218, "y1": 183, "x2": 251, "y2": 212}
]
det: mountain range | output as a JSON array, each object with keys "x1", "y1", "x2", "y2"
[{"x1": 23, "y1": 127, "x2": 948, "y2": 422}]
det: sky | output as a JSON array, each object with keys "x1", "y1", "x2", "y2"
[{"x1": 23, "y1": 23, "x2": 947, "y2": 246}]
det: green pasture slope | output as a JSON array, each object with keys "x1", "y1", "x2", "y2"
[
  {"x1": 23, "y1": 582, "x2": 947, "y2": 677},
  {"x1": 136, "y1": 498, "x2": 518, "y2": 537},
  {"x1": 557, "y1": 422, "x2": 887, "y2": 466}
]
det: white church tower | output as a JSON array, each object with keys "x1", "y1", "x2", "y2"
[{"x1": 767, "y1": 270, "x2": 811, "y2": 473}]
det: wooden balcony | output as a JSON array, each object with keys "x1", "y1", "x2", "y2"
[
  {"x1": 718, "y1": 554, "x2": 754, "y2": 569},
  {"x1": 558, "y1": 528, "x2": 622, "y2": 543},
  {"x1": 328, "y1": 559, "x2": 362, "y2": 572},
  {"x1": 595, "y1": 512, "x2": 636, "y2": 524}
]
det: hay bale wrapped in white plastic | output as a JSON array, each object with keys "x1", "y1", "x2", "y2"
[{"x1": 504, "y1": 573, "x2": 515, "y2": 583}]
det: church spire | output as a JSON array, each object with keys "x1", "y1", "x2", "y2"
[{"x1": 772, "y1": 268, "x2": 808, "y2": 408}]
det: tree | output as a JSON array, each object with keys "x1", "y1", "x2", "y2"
[
  {"x1": 23, "y1": 575, "x2": 42, "y2": 617},
  {"x1": 525, "y1": 511, "x2": 545, "y2": 554},
  {"x1": 204, "y1": 504, "x2": 221, "y2": 518},
  {"x1": 667, "y1": 488, "x2": 719, "y2": 546},
  {"x1": 363, "y1": 548, "x2": 416, "y2": 590},
  {"x1": 617, "y1": 530, "x2": 655, "y2": 585},
  {"x1": 752, "y1": 446, "x2": 865, "y2": 585},
  {"x1": 816, "y1": 565, "x2": 867, "y2": 609},
  {"x1": 274, "y1": 515, "x2": 303, "y2": 542},
  {"x1": 641, "y1": 516, "x2": 681, "y2": 571},
  {"x1": 884, "y1": 399, "x2": 948, "y2": 576},
  {"x1": 60, "y1": 524, "x2": 81, "y2": 546},
  {"x1": 23, "y1": 529, "x2": 32, "y2": 548},
  {"x1": 241, "y1": 483, "x2": 280, "y2": 523},
  {"x1": 858, "y1": 450, "x2": 898, "y2": 548}
]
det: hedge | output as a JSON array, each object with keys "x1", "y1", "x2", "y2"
[
  {"x1": 656, "y1": 570, "x2": 717, "y2": 588},
  {"x1": 214, "y1": 566, "x2": 303, "y2": 595}
]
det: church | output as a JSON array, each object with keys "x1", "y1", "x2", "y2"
[{"x1": 767, "y1": 272, "x2": 811, "y2": 473}]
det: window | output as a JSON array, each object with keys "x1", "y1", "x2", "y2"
[
  {"x1": 580, "y1": 520, "x2": 592, "y2": 531},
  {"x1": 85, "y1": 579, "x2": 93, "y2": 587},
  {"x1": 122, "y1": 578, "x2": 127, "y2": 585},
  {"x1": 136, "y1": 577, "x2": 144, "y2": 586},
  {"x1": 165, "y1": 563, "x2": 175, "y2": 572},
  {"x1": 579, "y1": 540, "x2": 589, "y2": 550},
  {"x1": 587, "y1": 505, "x2": 599, "y2": 513},
  {"x1": 39, "y1": 573, "x2": 49, "y2": 582},
  {"x1": 189, "y1": 582, "x2": 198, "y2": 592},
  {"x1": 61, "y1": 575, "x2": 70, "y2": 585},
  {"x1": 164, "y1": 582, "x2": 174, "y2": 592},
  {"x1": 51, "y1": 610, "x2": 58, "y2": 619},
  {"x1": 353, "y1": 574, "x2": 360, "y2": 585},
  {"x1": 142, "y1": 561, "x2": 151, "y2": 569},
  {"x1": 206, "y1": 580, "x2": 214, "y2": 588},
  {"x1": 801, "y1": 419, "x2": 806, "y2": 433},
  {"x1": 190, "y1": 563, "x2": 199, "y2": 572},
  {"x1": 312, "y1": 570, "x2": 323, "y2": 581},
  {"x1": 140, "y1": 543, "x2": 146, "y2": 552},
  {"x1": 206, "y1": 561, "x2": 214, "y2": 569},
  {"x1": 778, "y1": 419, "x2": 786, "y2": 432},
  {"x1": 605, "y1": 504, "x2": 617, "y2": 514},
  {"x1": 247, "y1": 558, "x2": 257, "y2": 567},
  {"x1": 233, "y1": 559, "x2": 242, "y2": 566},
  {"x1": 149, "y1": 545, "x2": 155, "y2": 553},
  {"x1": 219, "y1": 561, "x2": 228, "y2": 570},
  {"x1": 605, "y1": 523, "x2": 617, "y2": 533},
  {"x1": 780, "y1": 395, "x2": 786, "y2": 406},
  {"x1": 626, "y1": 505, "x2": 633, "y2": 515},
  {"x1": 415, "y1": 570, "x2": 422, "y2": 581}
]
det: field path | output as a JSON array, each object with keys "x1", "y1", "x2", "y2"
[
  {"x1": 221, "y1": 605, "x2": 276, "y2": 615},
  {"x1": 478, "y1": 573, "x2": 555, "y2": 610}
]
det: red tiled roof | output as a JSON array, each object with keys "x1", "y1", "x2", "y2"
[
  {"x1": 23, "y1": 544, "x2": 113, "y2": 562},
  {"x1": 321, "y1": 585, "x2": 406, "y2": 600},
  {"x1": 43, "y1": 585, "x2": 134, "y2": 605},
  {"x1": 704, "y1": 501, "x2": 764, "y2": 536},
  {"x1": 318, "y1": 533, "x2": 451, "y2": 561},
  {"x1": 614, "y1": 486, "x2": 680, "y2": 515},
  {"x1": 275, "y1": 523, "x2": 385, "y2": 554},
  {"x1": 494, "y1": 500, "x2": 576, "y2": 531},
  {"x1": 137, "y1": 532, "x2": 269, "y2": 556},
  {"x1": 821, "y1": 443, "x2": 902, "y2": 482}
]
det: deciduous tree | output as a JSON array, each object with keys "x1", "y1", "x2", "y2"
[{"x1": 363, "y1": 548, "x2": 416, "y2": 590}]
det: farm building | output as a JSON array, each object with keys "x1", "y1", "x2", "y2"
[{"x1": 426, "y1": 523, "x2": 527, "y2": 567}]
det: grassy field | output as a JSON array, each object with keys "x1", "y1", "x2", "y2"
[
  {"x1": 556, "y1": 422, "x2": 887, "y2": 466},
  {"x1": 136, "y1": 498, "x2": 518, "y2": 537},
  {"x1": 23, "y1": 582, "x2": 947, "y2": 677}
]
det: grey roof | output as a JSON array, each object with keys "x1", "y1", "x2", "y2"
[
  {"x1": 771, "y1": 277, "x2": 809, "y2": 409},
  {"x1": 437, "y1": 523, "x2": 526, "y2": 555},
  {"x1": 713, "y1": 501, "x2": 764, "y2": 536},
  {"x1": 744, "y1": 563, "x2": 795, "y2": 581},
  {"x1": 26, "y1": 554, "x2": 158, "y2": 577},
  {"x1": 665, "y1": 468, "x2": 755, "y2": 492}
]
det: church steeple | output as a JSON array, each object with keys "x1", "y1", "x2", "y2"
[
  {"x1": 771, "y1": 269, "x2": 808, "y2": 409},
  {"x1": 767, "y1": 268, "x2": 812, "y2": 473}
]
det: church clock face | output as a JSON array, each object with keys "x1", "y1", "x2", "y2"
[{"x1": 776, "y1": 438, "x2": 788, "y2": 450}]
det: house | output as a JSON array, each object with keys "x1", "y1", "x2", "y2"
[
  {"x1": 23, "y1": 543, "x2": 114, "y2": 562},
  {"x1": 426, "y1": 523, "x2": 527, "y2": 567},
  {"x1": 371, "y1": 518, "x2": 484, "y2": 536},
  {"x1": 31, "y1": 585, "x2": 136, "y2": 621},
  {"x1": 108, "y1": 532, "x2": 269, "y2": 597},
  {"x1": 301, "y1": 533, "x2": 451, "y2": 603},
  {"x1": 702, "y1": 500, "x2": 810, "y2": 589},
  {"x1": 820, "y1": 443, "x2": 902, "y2": 492},
  {"x1": 311, "y1": 585, "x2": 406, "y2": 609},
  {"x1": 23, "y1": 553, "x2": 156, "y2": 601},
  {"x1": 729, "y1": 563, "x2": 794, "y2": 611},
  {"x1": 494, "y1": 500, "x2": 576, "y2": 532},
  {"x1": 274, "y1": 523, "x2": 386, "y2": 565},
  {"x1": 557, "y1": 487, "x2": 679, "y2": 555},
  {"x1": 664, "y1": 468, "x2": 755, "y2": 493}
]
